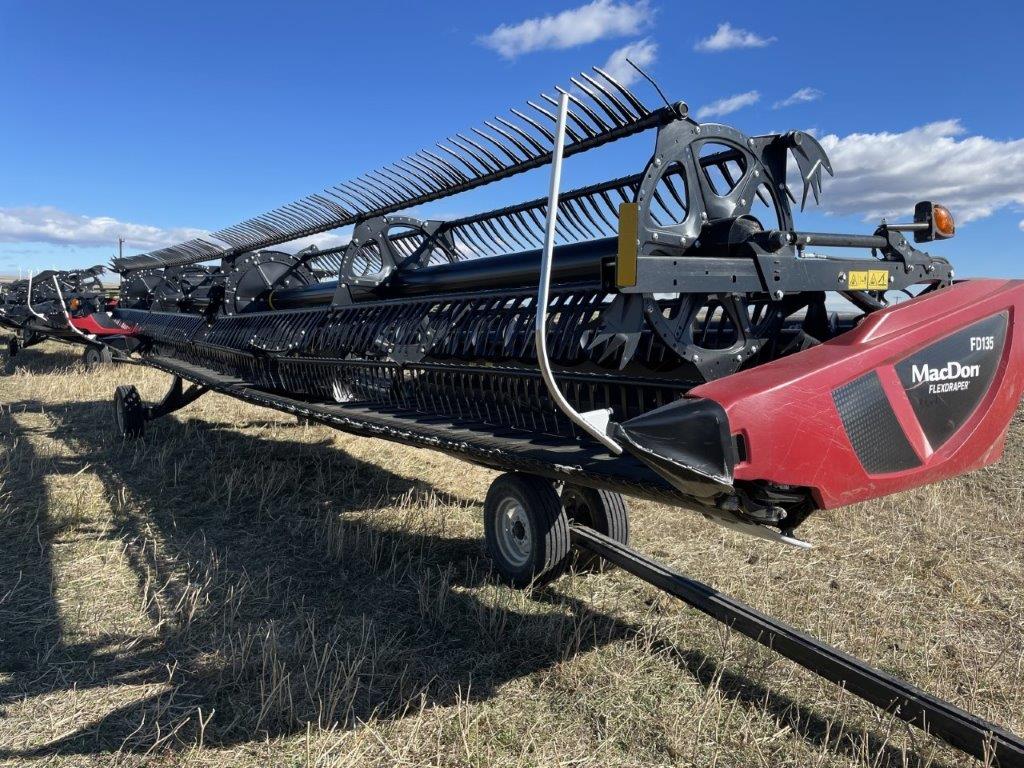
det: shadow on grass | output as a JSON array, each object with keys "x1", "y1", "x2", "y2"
[
  {"x1": 0, "y1": 389, "x2": 951, "y2": 767},
  {"x1": 1, "y1": 339, "x2": 84, "y2": 376}
]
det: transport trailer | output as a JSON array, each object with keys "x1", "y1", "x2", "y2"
[
  {"x1": 0, "y1": 266, "x2": 135, "y2": 365},
  {"x1": 98, "y1": 69, "x2": 1022, "y2": 763}
]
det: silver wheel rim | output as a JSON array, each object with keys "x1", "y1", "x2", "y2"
[{"x1": 495, "y1": 497, "x2": 533, "y2": 569}]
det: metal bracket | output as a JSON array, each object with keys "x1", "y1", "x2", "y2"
[{"x1": 146, "y1": 375, "x2": 209, "y2": 420}]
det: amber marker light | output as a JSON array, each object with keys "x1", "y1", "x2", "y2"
[{"x1": 932, "y1": 204, "x2": 955, "y2": 239}]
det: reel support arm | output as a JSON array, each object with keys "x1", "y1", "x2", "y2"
[
  {"x1": 52, "y1": 275, "x2": 97, "y2": 345},
  {"x1": 25, "y1": 272, "x2": 47, "y2": 321}
]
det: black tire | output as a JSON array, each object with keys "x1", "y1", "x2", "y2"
[
  {"x1": 114, "y1": 384, "x2": 146, "y2": 440},
  {"x1": 560, "y1": 484, "x2": 630, "y2": 572},
  {"x1": 484, "y1": 473, "x2": 572, "y2": 589},
  {"x1": 83, "y1": 345, "x2": 110, "y2": 366},
  {"x1": 7, "y1": 336, "x2": 18, "y2": 358}
]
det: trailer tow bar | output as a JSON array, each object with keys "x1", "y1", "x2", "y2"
[{"x1": 570, "y1": 524, "x2": 1024, "y2": 766}]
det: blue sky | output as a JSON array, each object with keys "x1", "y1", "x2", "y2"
[{"x1": 1, "y1": 0, "x2": 1021, "y2": 276}]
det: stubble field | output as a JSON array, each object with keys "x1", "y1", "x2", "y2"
[{"x1": 1, "y1": 342, "x2": 1022, "y2": 767}]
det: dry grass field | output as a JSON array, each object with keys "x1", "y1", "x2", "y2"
[{"x1": 1, "y1": 342, "x2": 1022, "y2": 767}]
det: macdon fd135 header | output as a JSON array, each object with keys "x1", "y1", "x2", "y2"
[
  {"x1": 102, "y1": 68, "x2": 1021, "y2": 568},
  {"x1": 24, "y1": 67, "x2": 1024, "y2": 764}
]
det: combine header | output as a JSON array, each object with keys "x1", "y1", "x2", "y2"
[
  {"x1": 84, "y1": 68, "x2": 1023, "y2": 762},
  {"x1": 0, "y1": 266, "x2": 133, "y2": 364}
]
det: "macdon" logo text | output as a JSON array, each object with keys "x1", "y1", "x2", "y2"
[{"x1": 911, "y1": 361, "x2": 981, "y2": 384}]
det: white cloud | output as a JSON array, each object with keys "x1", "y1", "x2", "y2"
[
  {"x1": 479, "y1": 0, "x2": 650, "y2": 58},
  {"x1": 1018, "y1": 219, "x2": 1024, "y2": 232},
  {"x1": 0, "y1": 206, "x2": 207, "y2": 249},
  {"x1": 277, "y1": 231, "x2": 351, "y2": 253},
  {"x1": 695, "y1": 90, "x2": 760, "y2": 120},
  {"x1": 695, "y1": 22, "x2": 775, "y2": 52},
  {"x1": 600, "y1": 38, "x2": 657, "y2": 86},
  {"x1": 817, "y1": 120, "x2": 1024, "y2": 224},
  {"x1": 773, "y1": 87, "x2": 823, "y2": 109}
]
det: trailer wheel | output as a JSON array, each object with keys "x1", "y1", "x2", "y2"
[
  {"x1": 484, "y1": 473, "x2": 572, "y2": 589},
  {"x1": 114, "y1": 385, "x2": 146, "y2": 440},
  {"x1": 83, "y1": 345, "x2": 113, "y2": 367},
  {"x1": 560, "y1": 484, "x2": 630, "y2": 571}
]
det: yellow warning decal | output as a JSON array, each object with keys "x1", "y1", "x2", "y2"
[
  {"x1": 847, "y1": 269, "x2": 890, "y2": 291},
  {"x1": 616, "y1": 202, "x2": 639, "y2": 288},
  {"x1": 848, "y1": 271, "x2": 868, "y2": 290},
  {"x1": 868, "y1": 269, "x2": 890, "y2": 290}
]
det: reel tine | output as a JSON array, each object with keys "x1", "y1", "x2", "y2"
[
  {"x1": 661, "y1": 173, "x2": 688, "y2": 213},
  {"x1": 333, "y1": 182, "x2": 373, "y2": 210},
  {"x1": 351, "y1": 177, "x2": 396, "y2": 208},
  {"x1": 452, "y1": 222, "x2": 487, "y2": 257},
  {"x1": 486, "y1": 119, "x2": 533, "y2": 159},
  {"x1": 437, "y1": 142, "x2": 486, "y2": 178},
  {"x1": 511, "y1": 210, "x2": 543, "y2": 245},
  {"x1": 557, "y1": 199, "x2": 592, "y2": 239},
  {"x1": 372, "y1": 168, "x2": 421, "y2": 199},
  {"x1": 491, "y1": 213, "x2": 529, "y2": 250},
  {"x1": 570, "y1": 76, "x2": 626, "y2": 127},
  {"x1": 402, "y1": 155, "x2": 452, "y2": 187},
  {"x1": 262, "y1": 210, "x2": 301, "y2": 230},
  {"x1": 455, "y1": 133, "x2": 506, "y2": 172},
  {"x1": 523, "y1": 206, "x2": 550, "y2": 242},
  {"x1": 512, "y1": 106, "x2": 556, "y2": 144},
  {"x1": 300, "y1": 195, "x2": 336, "y2": 223},
  {"x1": 494, "y1": 115, "x2": 547, "y2": 155},
  {"x1": 477, "y1": 123, "x2": 527, "y2": 163},
  {"x1": 465, "y1": 222, "x2": 499, "y2": 255},
  {"x1": 450, "y1": 135, "x2": 501, "y2": 174},
  {"x1": 356, "y1": 176, "x2": 403, "y2": 207},
  {"x1": 339, "y1": 179, "x2": 383, "y2": 209},
  {"x1": 528, "y1": 100, "x2": 582, "y2": 143},
  {"x1": 568, "y1": 195, "x2": 604, "y2": 235},
  {"x1": 553, "y1": 86, "x2": 606, "y2": 134},
  {"x1": 310, "y1": 192, "x2": 353, "y2": 219},
  {"x1": 472, "y1": 126, "x2": 523, "y2": 165},
  {"x1": 420, "y1": 149, "x2": 470, "y2": 183},
  {"x1": 366, "y1": 170, "x2": 413, "y2": 202},
  {"x1": 477, "y1": 218, "x2": 513, "y2": 251},
  {"x1": 214, "y1": 230, "x2": 246, "y2": 248},
  {"x1": 118, "y1": 65, "x2": 665, "y2": 270},
  {"x1": 579, "y1": 71, "x2": 636, "y2": 122},
  {"x1": 504, "y1": 210, "x2": 538, "y2": 246},
  {"x1": 578, "y1": 191, "x2": 614, "y2": 232},
  {"x1": 286, "y1": 201, "x2": 326, "y2": 227},
  {"x1": 542, "y1": 92, "x2": 595, "y2": 138},
  {"x1": 327, "y1": 187, "x2": 366, "y2": 213},
  {"x1": 592, "y1": 66, "x2": 650, "y2": 116},
  {"x1": 396, "y1": 158, "x2": 444, "y2": 191}
]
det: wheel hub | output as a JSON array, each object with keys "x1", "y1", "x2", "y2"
[{"x1": 496, "y1": 497, "x2": 533, "y2": 568}]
